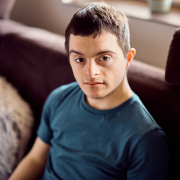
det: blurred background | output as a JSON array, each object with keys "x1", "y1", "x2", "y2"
[{"x1": 10, "y1": 0, "x2": 180, "y2": 69}]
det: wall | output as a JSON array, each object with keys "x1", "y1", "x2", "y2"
[
  {"x1": 10, "y1": 0, "x2": 177, "y2": 69},
  {"x1": 129, "y1": 18, "x2": 176, "y2": 69},
  {"x1": 10, "y1": 0, "x2": 79, "y2": 35}
]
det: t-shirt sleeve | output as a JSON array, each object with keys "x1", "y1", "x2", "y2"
[
  {"x1": 37, "y1": 91, "x2": 56, "y2": 145},
  {"x1": 127, "y1": 128, "x2": 169, "y2": 180}
]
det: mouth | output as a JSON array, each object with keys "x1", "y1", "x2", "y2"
[{"x1": 84, "y1": 81, "x2": 104, "y2": 87}]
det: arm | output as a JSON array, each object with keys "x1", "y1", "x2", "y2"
[
  {"x1": 127, "y1": 129, "x2": 169, "y2": 180},
  {"x1": 9, "y1": 137, "x2": 50, "y2": 180}
]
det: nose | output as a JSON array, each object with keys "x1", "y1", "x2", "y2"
[{"x1": 85, "y1": 60, "x2": 100, "y2": 78}]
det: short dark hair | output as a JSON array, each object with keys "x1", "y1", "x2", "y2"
[{"x1": 65, "y1": 2, "x2": 130, "y2": 58}]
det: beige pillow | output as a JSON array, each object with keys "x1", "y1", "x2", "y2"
[{"x1": 0, "y1": 76, "x2": 34, "y2": 180}]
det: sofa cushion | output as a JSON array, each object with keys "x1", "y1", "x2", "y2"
[
  {"x1": 0, "y1": 75, "x2": 34, "y2": 180},
  {"x1": 0, "y1": 0, "x2": 16, "y2": 19}
]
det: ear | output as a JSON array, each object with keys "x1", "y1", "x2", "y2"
[{"x1": 126, "y1": 48, "x2": 136, "y2": 69}]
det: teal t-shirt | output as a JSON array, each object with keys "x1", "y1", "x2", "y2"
[{"x1": 37, "y1": 82, "x2": 169, "y2": 180}]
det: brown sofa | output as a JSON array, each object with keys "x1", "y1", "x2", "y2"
[{"x1": 1, "y1": 0, "x2": 180, "y2": 179}]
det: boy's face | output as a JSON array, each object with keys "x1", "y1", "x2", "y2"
[{"x1": 69, "y1": 31, "x2": 133, "y2": 101}]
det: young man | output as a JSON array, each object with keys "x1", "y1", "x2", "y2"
[{"x1": 9, "y1": 2, "x2": 169, "y2": 180}]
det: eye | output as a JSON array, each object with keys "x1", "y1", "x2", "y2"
[
  {"x1": 99, "y1": 56, "x2": 110, "y2": 61},
  {"x1": 75, "y1": 58, "x2": 85, "y2": 63}
]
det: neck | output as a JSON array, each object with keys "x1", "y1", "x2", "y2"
[{"x1": 85, "y1": 75, "x2": 133, "y2": 110}]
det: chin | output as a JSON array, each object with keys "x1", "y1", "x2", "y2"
[
  {"x1": 80, "y1": 83, "x2": 109, "y2": 99},
  {"x1": 86, "y1": 94, "x2": 103, "y2": 100},
  {"x1": 85, "y1": 90, "x2": 108, "y2": 100}
]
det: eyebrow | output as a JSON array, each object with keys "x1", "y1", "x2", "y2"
[
  {"x1": 69, "y1": 50, "x2": 117, "y2": 57},
  {"x1": 69, "y1": 50, "x2": 84, "y2": 56}
]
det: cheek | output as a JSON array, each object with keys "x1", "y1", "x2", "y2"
[
  {"x1": 107, "y1": 63, "x2": 126, "y2": 81},
  {"x1": 71, "y1": 66, "x2": 82, "y2": 82}
]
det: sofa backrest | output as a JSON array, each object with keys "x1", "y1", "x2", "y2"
[
  {"x1": 127, "y1": 28, "x2": 180, "y2": 179},
  {"x1": 165, "y1": 28, "x2": 180, "y2": 86},
  {"x1": 0, "y1": 20, "x2": 75, "y2": 149}
]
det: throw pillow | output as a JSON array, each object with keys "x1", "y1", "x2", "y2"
[{"x1": 0, "y1": 76, "x2": 34, "y2": 180}]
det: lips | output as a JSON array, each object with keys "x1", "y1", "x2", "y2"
[
  {"x1": 85, "y1": 82, "x2": 103, "y2": 85},
  {"x1": 83, "y1": 81, "x2": 104, "y2": 87}
]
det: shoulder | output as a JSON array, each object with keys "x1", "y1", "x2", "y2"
[
  {"x1": 47, "y1": 82, "x2": 79, "y2": 103},
  {"x1": 127, "y1": 128, "x2": 169, "y2": 179},
  {"x1": 138, "y1": 128, "x2": 168, "y2": 149},
  {"x1": 121, "y1": 93, "x2": 165, "y2": 150},
  {"x1": 126, "y1": 93, "x2": 160, "y2": 131},
  {"x1": 130, "y1": 128, "x2": 169, "y2": 167},
  {"x1": 51, "y1": 81, "x2": 79, "y2": 98},
  {"x1": 131, "y1": 128, "x2": 169, "y2": 158},
  {"x1": 43, "y1": 82, "x2": 80, "y2": 112}
]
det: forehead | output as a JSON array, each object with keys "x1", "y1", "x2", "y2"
[{"x1": 69, "y1": 31, "x2": 120, "y2": 54}]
